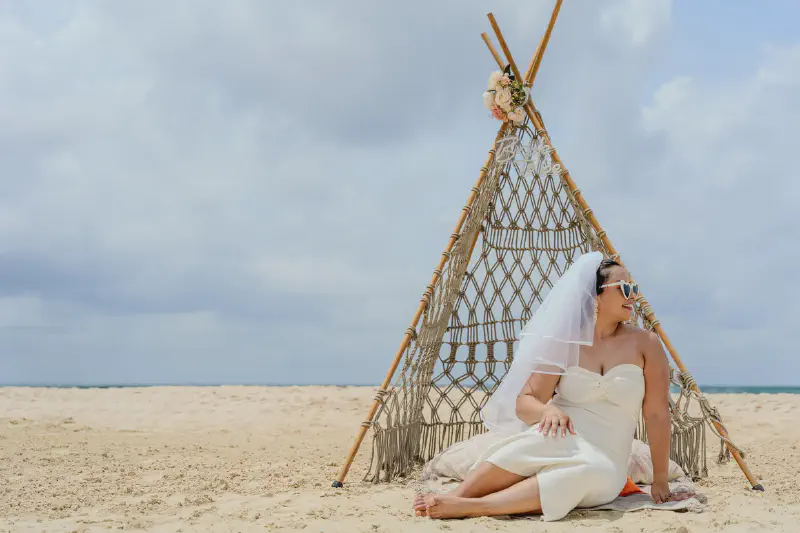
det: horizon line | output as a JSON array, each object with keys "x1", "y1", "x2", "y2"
[{"x1": 2, "y1": 382, "x2": 800, "y2": 389}]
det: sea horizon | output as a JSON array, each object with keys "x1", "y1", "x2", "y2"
[{"x1": 2, "y1": 383, "x2": 800, "y2": 393}]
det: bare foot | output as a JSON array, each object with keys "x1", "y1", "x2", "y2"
[{"x1": 421, "y1": 493, "x2": 476, "y2": 519}]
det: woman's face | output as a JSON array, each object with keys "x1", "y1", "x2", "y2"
[{"x1": 597, "y1": 265, "x2": 637, "y2": 322}]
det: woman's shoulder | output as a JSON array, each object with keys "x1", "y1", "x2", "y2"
[
  {"x1": 617, "y1": 322, "x2": 654, "y2": 339},
  {"x1": 617, "y1": 323, "x2": 660, "y2": 349},
  {"x1": 618, "y1": 323, "x2": 667, "y2": 369}
]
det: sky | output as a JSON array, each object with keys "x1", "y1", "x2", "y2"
[{"x1": 1, "y1": 1, "x2": 799, "y2": 386}]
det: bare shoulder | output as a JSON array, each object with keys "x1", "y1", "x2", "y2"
[
  {"x1": 617, "y1": 323, "x2": 656, "y2": 343},
  {"x1": 619, "y1": 324, "x2": 663, "y2": 358}
]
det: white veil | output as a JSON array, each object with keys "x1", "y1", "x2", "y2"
[{"x1": 480, "y1": 251, "x2": 604, "y2": 435}]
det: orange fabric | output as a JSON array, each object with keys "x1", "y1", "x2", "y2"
[{"x1": 618, "y1": 476, "x2": 645, "y2": 497}]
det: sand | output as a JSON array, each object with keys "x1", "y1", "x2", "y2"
[{"x1": 1, "y1": 386, "x2": 799, "y2": 532}]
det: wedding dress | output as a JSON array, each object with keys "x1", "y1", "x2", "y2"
[{"x1": 469, "y1": 363, "x2": 645, "y2": 521}]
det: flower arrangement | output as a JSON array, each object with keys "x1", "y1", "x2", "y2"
[{"x1": 482, "y1": 66, "x2": 529, "y2": 124}]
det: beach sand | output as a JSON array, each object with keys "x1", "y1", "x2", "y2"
[{"x1": 1, "y1": 386, "x2": 799, "y2": 532}]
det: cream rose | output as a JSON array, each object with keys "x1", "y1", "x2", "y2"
[
  {"x1": 483, "y1": 91, "x2": 495, "y2": 110},
  {"x1": 494, "y1": 87, "x2": 513, "y2": 111},
  {"x1": 488, "y1": 71, "x2": 504, "y2": 90}
]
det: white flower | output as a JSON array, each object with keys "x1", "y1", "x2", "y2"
[
  {"x1": 488, "y1": 71, "x2": 504, "y2": 90},
  {"x1": 494, "y1": 87, "x2": 513, "y2": 111},
  {"x1": 482, "y1": 91, "x2": 495, "y2": 110}
]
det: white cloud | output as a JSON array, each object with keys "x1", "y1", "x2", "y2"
[
  {"x1": 601, "y1": 0, "x2": 672, "y2": 47},
  {"x1": 620, "y1": 42, "x2": 800, "y2": 384},
  {"x1": 0, "y1": 1, "x2": 796, "y2": 385}
]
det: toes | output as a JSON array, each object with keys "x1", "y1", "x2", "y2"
[
  {"x1": 413, "y1": 493, "x2": 429, "y2": 509},
  {"x1": 413, "y1": 493, "x2": 432, "y2": 516},
  {"x1": 423, "y1": 494, "x2": 439, "y2": 506},
  {"x1": 422, "y1": 494, "x2": 442, "y2": 519}
]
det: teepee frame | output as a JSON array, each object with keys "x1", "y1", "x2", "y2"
[{"x1": 332, "y1": 3, "x2": 762, "y2": 492}]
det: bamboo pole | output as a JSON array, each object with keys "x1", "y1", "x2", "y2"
[
  {"x1": 487, "y1": 13, "x2": 522, "y2": 82},
  {"x1": 524, "y1": 107, "x2": 763, "y2": 491},
  {"x1": 524, "y1": 40, "x2": 542, "y2": 84},
  {"x1": 332, "y1": 11, "x2": 563, "y2": 489},
  {"x1": 481, "y1": 18, "x2": 542, "y2": 129},
  {"x1": 483, "y1": 49, "x2": 537, "y2": 128},
  {"x1": 482, "y1": 6, "x2": 762, "y2": 493},
  {"x1": 527, "y1": 0, "x2": 562, "y2": 85},
  {"x1": 331, "y1": 124, "x2": 509, "y2": 487},
  {"x1": 481, "y1": 33, "x2": 504, "y2": 68}
]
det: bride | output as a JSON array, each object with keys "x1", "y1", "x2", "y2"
[{"x1": 413, "y1": 251, "x2": 691, "y2": 521}]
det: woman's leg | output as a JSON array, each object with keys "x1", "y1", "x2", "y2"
[
  {"x1": 454, "y1": 461, "x2": 526, "y2": 497},
  {"x1": 413, "y1": 461, "x2": 525, "y2": 515},
  {"x1": 420, "y1": 474, "x2": 543, "y2": 519}
]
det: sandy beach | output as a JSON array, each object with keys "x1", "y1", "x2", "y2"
[{"x1": 1, "y1": 386, "x2": 799, "y2": 532}]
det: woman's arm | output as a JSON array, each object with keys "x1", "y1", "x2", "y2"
[
  {"x1": 516, "y1": 373, "x2": 575, "y2": 436},
  {"x1": 641, "y1": 331, "x2": 672, "y2": 501}
]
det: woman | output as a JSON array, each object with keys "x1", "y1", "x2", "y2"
[{"x1": 413, "y1": 251, "x2": 690, "y2": 521}]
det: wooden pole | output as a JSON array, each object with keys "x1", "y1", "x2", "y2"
[
  {"x1": 485, "y1": 16, "x2": 543, "y2": 130},
  {"x1": 331, "y1": 124, "x2": 509, "y2": 487},
  {"x1": 487, "y1": 13, "x2": 522, "y2": 81},
  {"x1": 481, "y1": 33, "x2": 504, "y2": 69},
  {"x1": 332, "y1": 10, "x2": 563, "y2": 489},
  {"x1": 482, "y1": 6, "x2": 762, "y2": 492},
  {"x1": 523, "y1": 106, "x2": 762, "y2": 490},
  {"x1": 527, "y1": 0, "x2": 562, "y2": 85}
]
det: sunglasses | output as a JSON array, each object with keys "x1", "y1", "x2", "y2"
[{"x1": 600, "y1": 280, "x2": 639, "y2": 300}]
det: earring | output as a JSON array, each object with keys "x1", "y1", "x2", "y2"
[{"x1": 594, "y1": 300, "x2": 599, "y2": 320}]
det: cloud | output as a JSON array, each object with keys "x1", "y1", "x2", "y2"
[
  {"x1": 0, "y1": 1, "x2": 796, "y2": 386},
  {"x1": 622, "y1": 43, "x2": 800, "y2": 384},
  {"x1": 601, "y1": 0, "x2": 671, "y2": 47}
]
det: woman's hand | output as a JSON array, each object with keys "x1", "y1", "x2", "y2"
[
  {"x1": 537, "y1": 405, "x2": 576, "y2": 437},
  {"x1": 650, "y1": 480, "x2": 672, "y2": 504},
  {"x1": 650, "y1": 479, "x2": 694, "y2": 504}
]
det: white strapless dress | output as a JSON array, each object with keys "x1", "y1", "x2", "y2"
[{"x1": 469, "y1": 364, "x2": 645, "y2": 522}]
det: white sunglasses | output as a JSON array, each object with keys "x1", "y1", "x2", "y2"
[{"x1": 600, "y1": 280, "x2": 639, "y2": 300}]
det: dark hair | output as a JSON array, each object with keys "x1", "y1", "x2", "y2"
[{"x1": 596, "y1": 258, "x2": 621, "y2": 295}]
